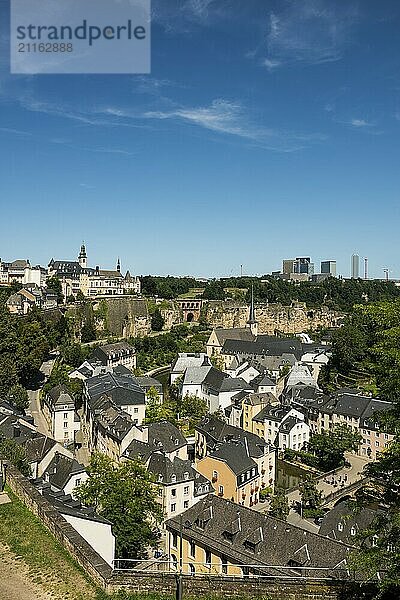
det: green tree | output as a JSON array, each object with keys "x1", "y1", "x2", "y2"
[
  {"x1": 81, "y1": 320, "x2": 96, "y2": 343},
  {"x1": 144, "y1": 388, "x2": 176, "y2": 424},
  {"x1": 75, "y1": 453, "x2": 163, "y2": 559},
  {"x1": 6, "y1": 384, "x2": 29, "y2": 413},
  {"x1": 269, "y1": 488, "x2": 289, "y2": 520},
  {"x1": 351, "y1": 440, "x2": 400, "y2": 595},
  {"x1": 0, "y1": 437, "x2": 31, "y2": 476},
  {"x1": 0, "y1": 354, "x2": 18, "y2": 398},
  {"x1": 46, "y1": 276, "x2": 63, "y2": 304},
  {"x1": 177, "y1": 394, "x2": 208, "y2": 432},
  {"x1": 151, "y1": 309, "x2": 164, "y2": 332},
  {"x1": 298, "y1": 476, "x2": 322, "y2": 514},
  {"x1": 306, "y1": 424, "x2": 362, "y2": 471}
]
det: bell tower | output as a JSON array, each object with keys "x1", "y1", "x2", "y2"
[
  {"x1": 78, "y1": 242, "x2": 87, "y2": 269},
  {"x1": 246, "y1": 284, "x2": 258, "y2": 337}
]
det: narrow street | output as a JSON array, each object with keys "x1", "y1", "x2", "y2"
[{"x1": 26, "y1": 354, "x2": 57, "y2": 438}]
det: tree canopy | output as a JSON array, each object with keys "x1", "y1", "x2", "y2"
[{"x1": 75, "y1": 453, "x2": 163, "y2": 559}]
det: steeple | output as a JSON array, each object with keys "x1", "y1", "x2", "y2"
[
  {"x1": 116, "y1": 257, "x2": 121, "y2": 273},
  {"x1": 78, "y1": 242, "x2": 87, "y2": 269},
  {"x1": 246, "y1": 284, "x2": 258, "y2": 336}
]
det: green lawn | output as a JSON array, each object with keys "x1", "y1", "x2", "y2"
[{"x1": 0, "y1": 489, "x2": 172, "y2": 600}]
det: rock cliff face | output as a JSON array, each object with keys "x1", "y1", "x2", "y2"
[
  {"x1": 93, "y1": 298, "x2": 151, "y2": 338},
  {"x1": 204, "y1": 301, "x2": 341, "y2": 334}
]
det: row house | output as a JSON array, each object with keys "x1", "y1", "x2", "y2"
[
  {"x1": 293, "y1": 389, "x2": 394, "y2": 460},
  {"x1": 42, "y1": 384, "x2": 80, "y2": 445},
  {"x1": 166, "y1": 495, "x2": 353, "y2": 578},
  {"x1": 195, "y1": 416, "x2": 276, "y2": 506},
  {"x1": 91, "y1": 341, "x2": 137, "y2": 371},
  {"x1": 123, "y1": 437, "x2": 212, "y2": 519}
]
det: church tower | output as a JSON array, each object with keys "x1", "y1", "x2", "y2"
[
  {"x1": 78, "y1": 243, "x2": 87, "y2": 269},
  {"x1": 246, "y1": 284, "x2": 258, "y2": 337},
  {"x1": 117, "y1": 258, "x2": 121, "y2": 273}
]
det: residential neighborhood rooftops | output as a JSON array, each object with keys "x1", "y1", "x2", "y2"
[
  {"x1": 146, "y1": 421, "x2": 187, "y2": 453},
  {"x1": 44, "y1": 452, "x2": 86, "y2": 491},
  {"x1": 166, "y1": 495, "x2": 354, "y2": 575},
  {"x1": 85, "y1": 373, "x2": 146, "y2": 407}
]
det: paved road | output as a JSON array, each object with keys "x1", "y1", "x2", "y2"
[
  {"x1": 26, "y1": 354, "x2": 57, "y2": 437},
  {"x1": 27, "y1": 389, "x2": 51, "y2": 437}
]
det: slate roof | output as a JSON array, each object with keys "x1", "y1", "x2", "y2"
[
  {"x1": 134, "y1": 376, "x2": 163, "y2": 392},
  {"x1": 85, "y1": 373, "x2": 146, "y2": 407},
  {"x1": 243, "y1": 392, "x2": 277, "y2": 407},
  {"x1": 94, "y1": 399, "x2": 135, "y2": 442},
  {"x1": 171, "y1": 353, "x2": 211, "y2": 374},
  {"x1": 222, "y1": 336, "x2": 303, "y2": 360},
  {"x1": 44, "y1": 452, "x2": 86, "y2": 490},
  {"x1": 92, "y1": 341, "x2": 135, "y2": 364},
  {"x1": 209, "y1": 439, "x2": 257, "y2": 477},
  {"x1": 33, "y1": 480, "x2": 111, "y2": 524},
  {"x1": 279, "y1": 416, "x2": 303, "y2": 434},
  {"x1": 46, "y1": 384, "x2": 74, "y2": 408},
  {"x1": 319, "y1": 500, "x2": 381, "y2": 547},
  {"x1": 166, "y1": 495, "x2": 354, "y2": 576},
  {"x1": 219, "y1": 377, "x2": 251, "y2": 393},
  {"x1": 147, "y1": 421, "x2": 187, "y2": 453},
  {"x1": 319, "y1": 393, "x2": 392, "y2": 430},
  {"x1": 253, "y1": 404, "x2": 291, "y2": 424},
  {"x1": 196, "y1": 416, "x2": 267, "y2": 458},
  {"x1": 212, "y1": 328, "x2": 256, "y2": 345}
]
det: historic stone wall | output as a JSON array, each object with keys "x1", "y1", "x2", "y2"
[
  {"x1": 204, "y1": 301, "x2": 341, "y2": 335},
  {"x1": 92, "y1": 297, "x2": 151, "y2": 338}
]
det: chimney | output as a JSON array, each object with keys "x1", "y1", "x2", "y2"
[
  {"x1": 96, "y1": 266, "x2": 99, "y2": 275},
  {"x1": 13, "y1": 424, "x2": 21, "y2": 438}
]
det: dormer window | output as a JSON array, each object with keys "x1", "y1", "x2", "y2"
[
  {"x1": 338, "y1": 523, "x2": 343, "y2": 532},
  {"x1": 350, "y1": 527, "x2": 356, "y2": 536},
  {"x1": 184, "y1": 472, "x2": 189, "y2": 481},
  {"x1": 158, "y1": 474, "x2": 163, "y2": 483},
  {"x1": 175, "y1": 439, "x2": 179, "y2": 446},
  {"x1": 171, "y1": 474, "x2": 176, "y2": 483}
]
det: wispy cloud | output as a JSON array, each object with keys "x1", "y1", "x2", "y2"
[
  {"x1": 263, "y1": 58, "x2": 281, "y2": 72},
  {"x1": 261, "y1": 0, "x2": 358, "y2": 69},
  {"x1": 142, "y1": 98, "x2": 326, "y2": 151},
  {"x1": 349, "y1": 118, "x2": 371, "y2": 128},
  {"x1": 0, "y1": 127, "x2": 32, "y2": 136},
  {"x1": 152, "y1": 0, "x2": 226, "y2": 33}
]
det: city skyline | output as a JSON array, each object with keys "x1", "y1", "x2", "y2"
[{"x1": 1, "y1": 1, "x2": 400, "y2": 277}]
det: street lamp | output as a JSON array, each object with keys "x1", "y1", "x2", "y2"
[{"x1": 176, "y1": 515, "x2": 192, "y2": 600}]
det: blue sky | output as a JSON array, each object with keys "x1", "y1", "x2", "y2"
[{"x1": 0, "y1": 0, "x2": 400, "y2": 278}]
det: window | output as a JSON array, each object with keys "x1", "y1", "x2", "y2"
[
  {"x1": 205, "y1": 549, "x2": 211, "y2": 568},
  {"x1": 350, "y1": 527, "x2": 356, "y2": 536},
  {"x1": 171, "y1": 474, "x2": 176, "y2": 483},
  {"x1": 189, "y1": 563, "x2": 195, "y2": 575},
  {"x1": 375, "y1": 441, "x2": 379, "y2": 447},
  {"x1": 338, "y1": 523, "x2": 343, "y2": 532},
  {"x1": 219, "y1": 485, "x2": 224, "y2": 495},
  {"x1": 64, "y1": 432, "x2": 68, "y2": 439},
  {"x1": 134, "y1": 407, "x2": 138, "y2": 414},
  {"x1": 63, "y1": 412, "x2": 68, "y2": 419},
  {"x1": 171, "y1": 488, "x2": 176, "y2": 497},
  {"x1": 184, "y1": 500, "x2": 189, "y2": 509},
  {"x1": 251, "y1": 468, "x2": 255, "y2": 477},
  {"x1": 212, "y1": 470, "x2": 218, "y2": 481},
  {"x1": 172, "y1": 532, "x2": 178, "y2": 548},
  {"x1": 75, "y1": 478, "x2": 81, "y2": 486},
  {"x1": 184, "y1": 472, "x2": 189, "y2": 480},
  {"x1": 158, "y1": 488, "x2": 163, "y2": 497},
  {"x1": 64, "y1": 422, "x2": 68, "y2": 429},
  {"x1": 189, "y1": 539, "x2": 196, "y2": 557},
  {"x1": 171, "y1": 503, "x2": 176, "y2": 513},
  {"x1": 184, "y1": 486, "x2": 189, "y2": 495}
]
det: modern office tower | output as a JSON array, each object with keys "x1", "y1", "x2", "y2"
[
  {"x1": 321, "y1": 260, "x2": 337, "y2": 277},
  {"x1": 351, "y1": 254, "x2": 360, "y2": 279},
  {"x1": 282, "y1": 259, "x2": 296, "y2": 275},
  {"x1": 294, "y1": 257, "x2": 314, "y2": 276}
]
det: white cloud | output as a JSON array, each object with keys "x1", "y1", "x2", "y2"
[
  {"x1": 350, "y1": 118, "x2": 370, "y2": 127},
  {"x1": 263, "y1": 0, "x2": 358, "y2": 67},
  {"x1": 143, "y1": 99, "x2": 326, "y2": 151},
  {"x1": 263, "y1": 58, "x2": 281, "y2": 71}
]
